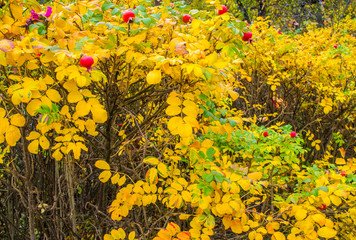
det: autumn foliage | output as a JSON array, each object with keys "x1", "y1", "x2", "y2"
[{"x1": 0, "y1": 0, "x2": 356, "y2": 240}]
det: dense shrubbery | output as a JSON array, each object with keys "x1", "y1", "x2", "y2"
[{"x1": 0, "y1": 0, "x2": 355, "y2": 240}]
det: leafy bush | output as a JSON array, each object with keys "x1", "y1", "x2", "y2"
[{"x1": 0, "y1": 0, "x2": 355, "y2": 240}]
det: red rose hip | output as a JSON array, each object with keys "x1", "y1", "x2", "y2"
[
  {"x1": 80, "y1": 56, "x2": 94, "y2": 69},
  {"x1": 319, "y1": 204, "x2": 326, "y2": 210},
  {"x1": 123, "y1": 10, "x2": 135, "y2": 23},
  {"x1": 242, "y1": 32, "x2": 253, "y2": 41},
  {"x1": 263, "y1": 131, "x2": 268, "y2": 137},
  {"x1": 290, "y1": 131, "x2": 297, "y2": 138},
  {"x1": 182, "y1": 14, "x2": 191, "y2": 23},
  {"x1": 334, "y1": 45, "x2": 338, "y2": 49},
  {"x1": 341, "y1": 171, "x2": 346, "y2": 176},
  {"x1": 218, "y1": 5, "x2": 228, "y2": 15}
]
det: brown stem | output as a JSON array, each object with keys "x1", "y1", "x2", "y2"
[
  {"x1": 21, "y1": 129, "x2": 36, "y2": 240},
  {"x1": 65, "y1": 154, "x2": 78, "y2": 237}
]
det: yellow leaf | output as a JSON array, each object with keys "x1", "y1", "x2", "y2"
[
  {"x1": 167, "y1": 222, "x2": 181, "y2": 235},
  {"x1": 28, "y1": 140, "x2": 39, "y2": 154},
  {"x1": 222, "y1": 215, "x2": 232, "y2": 229},
  {"x1": 128, "y1": 231, "x2": 136, "y2": 240},
  {"x1": 182, "y1": 106, "x2": 198, "y2": 118},
  {"x1": 111, "y1": 173, "x2": 120, "y2": 184},
  {"x1": 76, "y1": 100, "x2": 91, "y2": 117},
  {"x1": 177, "y1": 232, "x2": 190, "y2": 240},
  {"x1": 295, "y1": 209, "x2": 307, "y2": 221},
  {"x1": 178, "y1": 123, "x2": 192, "y2": 138},
  {"x1": 27, "y1": 131, "x2": 41, "y2": 140},
  {"x1": 111, "y1": 228, "x2": 126, "y2": 239},
  {"x1": 56, "y1": 52, "x2": 67, "y2": 64},
  {"x1": 179, "y1": 214, "x2": 191, "y2": 220},
  {"x1": 27, "y1": 61, "x2": 39, "y2": 70},
  {"x1": 103, "y1": 234, "x2": 114, "y2": 240},
  {"x1": 46, "y1": 89, "x2": 61, "y2": 102},
  {"x1": 171, "y1": 182, "x2": 183, "y2": 191},
  {"x1": 146, "y1": 70, "x2": 161, "y2": 85},
  {"x1": 39, "y1": 136, "x2": 50, "y2": 149},
  {"x1": 166, "y1": 105, "x2": 181, "y2": 116},
  {"x1": 231, "y1": 219, "x2": 243, "y2": 233},
  {"x1": 272, "y1": 232, "x2": 286, "y2": 240},
  {"x1": 181, "y1": 191, "x2": 191, "y2": 202},
  {"x1": 0, "y1": 108, "x2": 6, "y2": 118},
  {"x1": 76, "y1": 75, "x2": 88, "y2": 87},
  {"x1": 329, "y1": 195, "x2": 342, "y2": 206},
  {"x1": 311, "y1": 214, "x2": 326, "y2": 226},
  {"x1": 143, "y1": 156, "x2": 159, "y2": 165},
  {"x1": 118, "y1": 175, "x2": 126, "y2": 186},
  {"x1": 167, "y1": 95, "x2": 181, "y2": 106},
  {"x1": 67, "y1": 91, "x2": 83, "y2": 103},
  {"x1": 91, "y1": 107, "x2": 107, "y2": 123},
  {"x1": 10, "y1": 4, "x2": 23, "y2": 19},
  {"x1": 52, "y1": 149, "x2": 63, "y2": 161},
  {"x1": 238, "y1": 179, "x2": 251, "y2": 191},
  {"x1": 317, "y1": 227, "x2": 337, "y2": 239},
  {"x1": 95, "y1": 160, "x2": 110, "y2": 170},
  {"x1": 158, "y1": 163, "x2": 169, "y2": 178},
  {"x1": 99, "y1": 170, "x2": 112, "y2": 183},
  {"x1": 26, "y1": 99, "x2": 42, "y2": 116},
  {"x1": 184, "y1": 116, "x2": 200, "y2": 129},
  {"x1": 5, "y1": 125, "x2": 21, "y2": 146},
  {"x1": 247, "y1": 172, "x2": 263, "y2": 181},
  {"x1": 335, "y1": 158, "x2": 346, "y2": 165},
  {"x1": 229, "y1": 201, "x2": 240, "y2": 211},
  {"x1": 146, "y1": 168, "x2": 158, "y2": 185},
  {"x1": 10, "y1": 114, "x2": 26, "y2": 127},
  {"x1": 167, "y1": 117, "x2": 183, "y2": 134}
]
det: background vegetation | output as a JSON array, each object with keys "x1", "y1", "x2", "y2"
[{"x1": 0, "y1": 0, "x2": 355, "y2": 239}]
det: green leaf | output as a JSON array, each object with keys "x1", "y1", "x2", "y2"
[
  {"x1": 220, "y1": 118, "x2": 227, "y2": 125},
  {"x1": 41, "y1": 104, "x2": 51, "y2": 113},
  {"x1": 206, "y1": 147, "x2": 216, "y2": 157},
  {"x1": 51, "y1": 103, "x2": 59, "y2": 113},
  {"x1": 214, "y1": 174, "x2": 224, "y2": 183},
  {"x1": 316, "y1": 186, "x2": 329, "y2": 192},
  {"x1": 102, "y1": 2, "x2": 115, "y2": 11},
  {"x1": 198, "y1": 151, "x2": 205, "y2": 159},
  {"x1": 38, "y1": 27, "x2": 46, "y2": 35},
  {"x1": 228, "y1": 119, "x2": 237, "y2": 127},
  {"x1": 203, "y1": 173, "x2": 214, "y2": 183},
  {"x1": 142, "y1": 18, "x2": 152, "y2": 26},
  {"x1": 137, "y1": 5, "x2": 146, "y2": 12},
  {"x1": 303, "y1": 178, "x2": 311, "y2": 183},
  {"x1": 151, "y1": 13, "x2": 161, "y2": 20},
  {"x1": 199, "y1": 94, "x2": 208, "y2": 100},
  {"x1": 203, "y1": 69, "x2": 212, "y2": 80},
  {"x1": 203, "y1": 186, "x2": 212, "y2": 196},
  {"x1": 111, "y1": 8, "x2": 120, "y2": 15}
]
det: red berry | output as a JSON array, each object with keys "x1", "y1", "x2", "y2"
[
  {"x1": 319, "y1": 204, "x2": 327, "y2": 210},
  {"x1": 341, "y1": 171, "x2": 346, "y2": 176},
  {"x1": 119, "y1": 124, "x2": 123, "y2": 127},
  {"x1": 182, "y1": 14, "x2": 191, "y2": 23},
  {"x1": 263, "y1": 131, "x2": 268, "y2": 137},
  {"x1": 80, "y1": 56, "x2": 94, "y2": 69},
  {"x1": 290, "y1": 131, "x2": 297, "y2": 138},
  {"x1": 123, "y1": 10, "x2": 135, "y2": 23},
  {"x1": 278, "y1": 30, "x2": 281, "y2": 34},
  {"x1": 334, "y1": 45, "x2": 338, "y2": 49},
  {"x1": 242, "y1": 32, "x2": 252, "y2": 41},
  {"x1": 218, "y1": 5, "x2": 228, "y2": 15}
]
